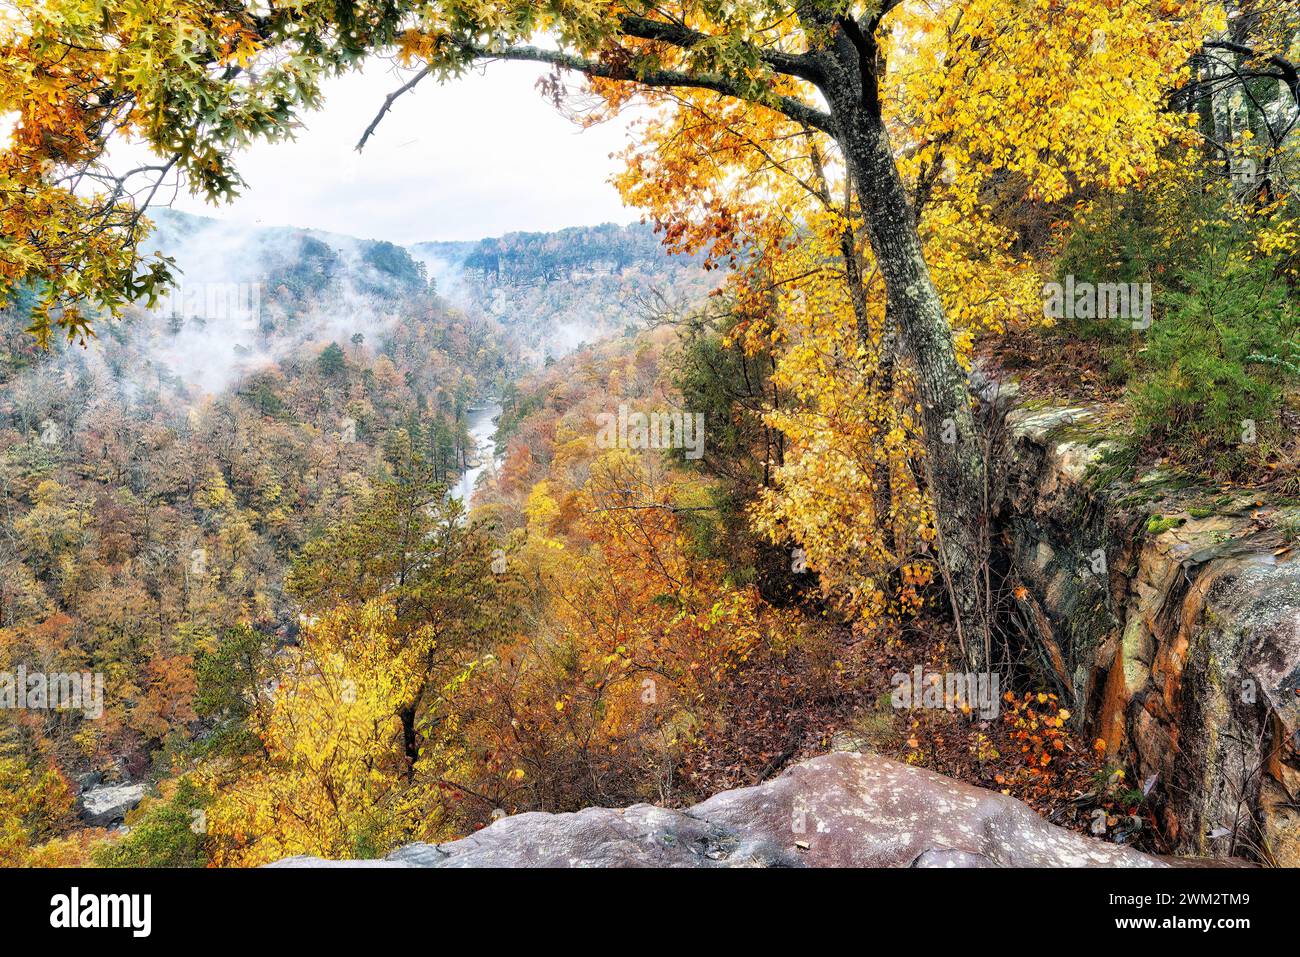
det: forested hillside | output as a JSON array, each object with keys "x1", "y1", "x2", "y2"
[
  {"x1": 0, "y1": 224, "x2": 511, "y2": 864},
  {"x1": 413, "y1": 223, "x2": 717, "y2": 360}
]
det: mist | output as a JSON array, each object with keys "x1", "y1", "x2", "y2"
[{"x1": 138, "y1": 211, "x2": 425, "y2": 399}]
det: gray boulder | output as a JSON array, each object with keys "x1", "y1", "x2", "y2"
[
  {"x1": 79, "y1": 783, "x2": 146, "y2": 827},
  {"x1": 269, "y1": 752, "x2": 1172, "y2": 868}
]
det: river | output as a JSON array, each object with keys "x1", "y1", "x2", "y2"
[{"x1": 449, "y1": 399, "x2": 502, "y2": 507}]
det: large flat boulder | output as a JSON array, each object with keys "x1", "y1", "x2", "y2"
[{"x1": 269, "y1": 752, "x2": 1169, "y2": 868}]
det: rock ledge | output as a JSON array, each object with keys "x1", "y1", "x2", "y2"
[{"x1": 270, "y1": 752, "x2": 1178, "y2": 868}]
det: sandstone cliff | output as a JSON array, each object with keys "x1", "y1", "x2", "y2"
[{"x1": 997, "y1": 392, "x2": 1299, "y2": 865}]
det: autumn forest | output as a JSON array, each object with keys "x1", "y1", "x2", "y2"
[{"x1": 0, "y1": 0, "x2": 1297, "y2": 885}]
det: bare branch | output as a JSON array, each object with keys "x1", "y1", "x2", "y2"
[
  {"x1": 1204, "y1": 40, "x2": 1299, "y2": 108},
  {"x1": 616, "y1": 14, "x2": 823, "y2": 83},
  {"x1": 356, "y1": 65, "x2": 433, "y2": 152},
  {"x1": 465, "y1": 44, "x2": 835, "y2": 133}
]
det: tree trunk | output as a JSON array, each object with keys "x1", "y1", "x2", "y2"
[
  {"x1": 400, "y1": 704, "x2": 419, "y2": 779},
  {"x1": 817, "y1": 27, "x2": 990, "y2": 667}
]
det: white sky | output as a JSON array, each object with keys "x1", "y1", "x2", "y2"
[{"x1": 163, "y1": 59, "x2": 642, "y2": 244}]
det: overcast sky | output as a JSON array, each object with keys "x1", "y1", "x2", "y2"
[{"x1": 163, "y1": 59, "x2": 642, "y2": 244}]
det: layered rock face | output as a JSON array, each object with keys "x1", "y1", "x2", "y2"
[
  {"x1": 999, "y1": 399, "x2": 1300, "y2": 865},
  {"x1": 270, "y1": 752, "x2": 1170, "y2": 868}
]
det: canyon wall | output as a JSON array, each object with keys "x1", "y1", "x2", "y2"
[{"x1": 997, "y1": 391, "x2": 1300, "y2": 865}]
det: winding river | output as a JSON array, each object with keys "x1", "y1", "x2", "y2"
[{"x1": 449, "y1": 399, "x2": 502, "y2": 507}]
